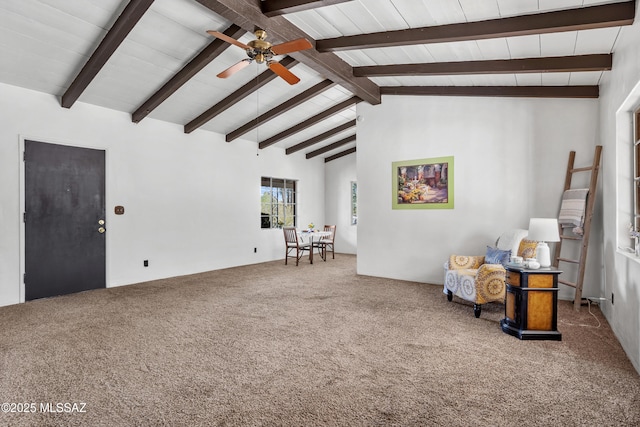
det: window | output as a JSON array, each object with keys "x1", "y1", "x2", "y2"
[
  {"x1": 351, "y1": 181, "x2": 357, "y2": 225},
  {"x1": 261, "y1": 177, "x2": 297, "y2": 229}
]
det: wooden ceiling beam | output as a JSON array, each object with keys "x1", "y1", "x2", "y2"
[
  {"x1": 61, "y1": 0, "x2": 155, "y2": 108},
  {"x1": 380, "y1": 86, "x2": 600, "y2": 99},
  {"x1": 286, "y1": 120, "x2": 355, "y2": 154},
  {"x1": 325, "y1": 147, "x2": 356, "y2": 163},
  {"x1": 185, "y1": 56, "x2": 298, "y2": 134},
  {"x1": 306, "y1": 134, "x2": 356, "y2": 159},
  {"x1": 259, "y1": 96, "x2": 359, "y2": 149},
  {"x1": 316, "y1": 1, "x2": 635, "y2": 52},
  {"x1": 355, "y1": 54, "x2": 612, "y2": 77},
  {"x1": 195, "y1": 0, "x2": 381, "y2": 105},
  {"x1": 132, "y1": 24, "x2": 245, "y2": 123},
  {"x1": 261, "y1": 0, "x2": 354, "y2": 17},
  {"x1": 226, "y1": 79, "x2": 335, "y2": 142}
]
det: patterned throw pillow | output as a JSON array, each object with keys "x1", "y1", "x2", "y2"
[
  {"x1": 518, "y1": 239, "x2": 538, "y2": 259},
  {"x1": 449, "y1": 255, "x2": 484, "y2": 270},
  {"x1": 485, "y1": 246, "x2": 511, "y2": 266}
]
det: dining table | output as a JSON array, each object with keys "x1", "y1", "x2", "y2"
[{"x1": 299, "y1": 229, "x2": 332, "y2": 263}]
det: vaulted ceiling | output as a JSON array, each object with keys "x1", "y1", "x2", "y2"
[{"x1": 0, "y1": 0, "x2": 635, "y2": 162}]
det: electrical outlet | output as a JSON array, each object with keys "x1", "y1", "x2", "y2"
[{"x1": 144, "y1": 260, "x2": 149, "y2": 267}]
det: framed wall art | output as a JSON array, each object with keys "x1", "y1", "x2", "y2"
[{"x1": 392, "y1": 156, "x2": 454, "y2": 209}]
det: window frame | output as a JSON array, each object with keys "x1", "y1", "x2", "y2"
[{"x1": 633, "y1": 109, "x2": 640, "y2": 252}]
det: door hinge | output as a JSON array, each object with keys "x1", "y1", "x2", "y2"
[
  {"x1": 23, "y1": 273, "x2": 26, "y2": 283},
  {"x1": 23, "y1": 151, "x2": 25, "y2": 161},
  {"x1": 23, "y1": 212, "x2": 26, "y2": 223}
]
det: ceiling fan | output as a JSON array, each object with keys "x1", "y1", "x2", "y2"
[{"x1": 207, "y1": 29, "x2": 312, "y2": 85}]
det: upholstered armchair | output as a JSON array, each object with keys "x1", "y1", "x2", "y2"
[{"x1": 443, "y1": 229, "x2": 536, "y2": 318}]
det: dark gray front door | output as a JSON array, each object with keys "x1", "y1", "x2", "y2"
[{"x1": 24, "y1": 140, "x2": 106, "y2": 300}]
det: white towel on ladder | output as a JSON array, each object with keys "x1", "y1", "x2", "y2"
[{"x1": 558, "y1": 188, "x2": 589, "y2": 235}]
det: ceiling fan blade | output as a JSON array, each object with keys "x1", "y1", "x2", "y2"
[
  {"x1": 217, "y1": 59, "x2": 252, "y2": 78},
  {"x1": 206, "y1": 30, "x2": 250, "y2": 50},
  {"x1": 268, "y1": 61, "x2": 300, "y2": 85},
  {"x1": 270, "y1": 38, "x2": 313, "y2": 55}
]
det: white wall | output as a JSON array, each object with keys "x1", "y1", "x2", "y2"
[
  {"x1": 356, "y1": 95, "x2": 600, "y2": 299},
  {"x1": 325, "y1": 153, "x2": 357, "y2": 254},
  {"x1": 598, "y1": 13, "x2": 640, "y2": 373},
  {"x1": 0, "y1": 83, "x2": 325, "y2": 306}
]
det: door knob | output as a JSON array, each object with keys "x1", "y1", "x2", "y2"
[{"x1": 98, "y1": 227, "x2": 106, "y2": 234}]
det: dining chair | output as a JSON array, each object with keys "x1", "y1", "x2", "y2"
[
  {"x1": 283, "y1": 227, "x2": 312, "y2": 266},
  {"x1": 314, "y1": 225, "x2": 336, "y2": 261}
]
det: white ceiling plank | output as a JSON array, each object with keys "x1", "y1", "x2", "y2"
[
  {"x1": 386, "y1": 0, "x2": 438, "y2": 28},
  {"x1": 540, "y1": 31, "x2": 578, "y2": 57},
  {"x1": 0, "y1": 36, "x2": 72, "y2": 94},
  {"x1": 314, "y1": 5, "x2": 367, "y2": 36},
  {"x1": 375, "y1": 75, "x2": 458, "y2": 86},
  {"x1": 82, "y1": 54, "x2": 180, "y2": 107},
  {"x1": 0, "y1": 3, "x2": 109, "y2": 57},
  {"x1": 35, "y1": 0, "x2": 124, "y2": 28},
  {"x1": 457, "y1": 0, "x2": 501, "y2": 22},
  {"x1": 318, "y1": 1, "x2": 387, "y2": 34},
  {"x1": 568, "y1": 70, "x2": 603, "y2": 85},
  {"x1": 441, "y1": 74, "x2": 476, "y2": 86},
  {"x1": 362, "y1": 46, "x2": 421, "y2": 66},
  {"x1": 507, "y1": 35, "x2": 541, "y2": 59},
  {"x1": 0, "y1": 24, "x2": 89, "y2": 74},
  {"x1": 125, "y1": 10, "x2": 212, "y2": 62},
  {"x1": 538, "y1": 0, "x2": 584, "y2": 12},
  {"x1": 445, "y1": 40, "x2": 485, "y2": 61},
  {"x1": 541, "y1": 72, "x2": 572, "y2": 86},
  {"x1": 335, "y1": 50, "x2": 378, "y2": 67},
  {"x1": 515, "y1": 74, "x2": 543, "y2": 86},
  {"x1": 369, "y1": 76, "x2": 405, "y2": 86},
  {"x1": 575, "y1": 27, "x2": 622, "y2": 54},
  {"x1": 150, "y1": 0, "x2": 229, "y2": 36},
  {"x1": 421, "y1": 0, "x2": 466, "y2": 25},
  {"x1": 285, "y1": 11, "x2": 343, "y2": 39},
  {"x1": 467, "y1": 74, "x2": 518, "y2": 86},
  {"x1": 355, "y1": 0, "x2": 412, "y2": 31},
  {"x1": 475, "y1": 38, "x2": 511, "y2": 60},
  {"x1": 496, "y1": 0, "x2": 540, "y2": 17},
  {"x1": 382, "y1": 45, "x2": 436, "y2": 65}
]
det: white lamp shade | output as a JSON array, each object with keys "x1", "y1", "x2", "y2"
[{"x1": 528, "y1": 218, "x2": 560, "y2": 242}]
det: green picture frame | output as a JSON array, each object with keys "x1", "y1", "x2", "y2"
[{"x1": 392, "y1": 156, "x2": 454, "y2": 209}]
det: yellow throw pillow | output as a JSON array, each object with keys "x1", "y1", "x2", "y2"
[{"x1": 518, "y1": 239, "x2": 538, "y2": 259}]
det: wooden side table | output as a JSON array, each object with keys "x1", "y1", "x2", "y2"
[{"x1": 500, "y1": 266, "x2": 562, "y2": 340}]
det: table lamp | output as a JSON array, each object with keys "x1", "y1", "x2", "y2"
[{"x1": 528, "y1": 218, "x2": 560, "y2": 268}]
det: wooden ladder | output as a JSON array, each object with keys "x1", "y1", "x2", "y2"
[{"x1": 552, "y1": 145, "x2": 602, "y2": 311}]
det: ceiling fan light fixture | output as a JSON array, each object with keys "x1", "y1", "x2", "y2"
[{"x1": 207, "y1": 28, "x2": 311, "y2": 84}]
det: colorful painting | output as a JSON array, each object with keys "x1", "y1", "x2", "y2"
[{"x1": 392, "y1": 156, "x2": 454, "y2": 209}]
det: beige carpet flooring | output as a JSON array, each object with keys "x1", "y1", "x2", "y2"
[{"x1": 0, "y1": 254, "x2": 638, "y2": 426}]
